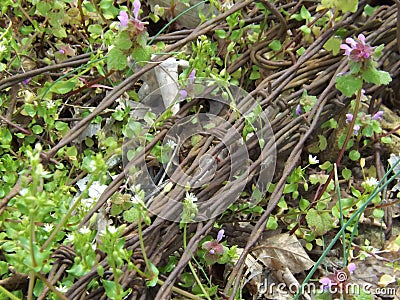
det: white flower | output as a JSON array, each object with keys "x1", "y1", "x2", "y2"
[
  {"x1": 57, "y1": 285, "x2": 69, "y2": 293},
  {"x1": 43, "y1": 223, "x2": 54, "y2": 232},
  {"x1": 131, "y1": 194, "x2": 144, "y2": 205},
  {"x1": 79, "y1": 226, "x2": 91, "y2": 235},
  {"x1": 46, "y1": 100, "x2": 56, "y2": 109},
  {"x1": 364, "y1": 177, "x2": 379, "y2": 187},
  {"x1": 65, "y1": 233, "x2": 75, "y2": 243},
  {"x1": 166, "y1": 139, "x2": 177, "y2": 149},
  {"x1": 0, "y1": 45, "x2": 6, "y2": 53},
  {"x1": 185, "y1": 192, "x2": 198, "y2": 203},
  {"x1": 107, "y1": 226, "x2": 117, "y2": 234},
  {"x1": 308, "y1": 154, "x2": 319, "y2": 165}
]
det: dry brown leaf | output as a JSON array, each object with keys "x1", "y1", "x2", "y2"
[{"x1": 252, "y1": 233, "x2": 314, "y2": 274}]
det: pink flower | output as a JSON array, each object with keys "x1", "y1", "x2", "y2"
[
  {"x1": 133, "y1": 0, "x2": 141, "y2": 20},
  {"x1": 202, "y1": 229, "x2": 225, "y2": 264},
  {"x1": 347, "y1": 263, "x2": 356, "y2": 274},
  {"x1": 320, "y1": 277, "x2": 333, "y2": 290},
  {"x1": 372, "y1": 111, "x2": 384, "y2": 120},
  {"x1": 118, "y1": 10, "x2": 129, "y2": 28},
  {"x1": 345, "y1": 113, "x2": 353, "y2": 123},
  {"x1": 340, "y1": 34, "x2": 374, "y2": 62}
]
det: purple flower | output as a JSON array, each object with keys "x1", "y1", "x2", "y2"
[
  {"x1": 189, "y1": 69, "x2": 196, "y2": 84},
  {"x1": 118, "y1": 10, "x2": 129, "y2": 28},
  {"x1": 347, "y1": 263, "x2": 356, "y2": 274},
  {"x1": 217, "y1": 229, "x2": 224, "y2": 242},
  {"x1": 340, "y1": 34, "x2": 374, "y2": 62},
  {"x1": 179, "y1": 89, "x2": 188, "y2": 99},
  {"x1": 202, "y1": 229, "x2": 226, "y2": 264},
  {"x1": 22, "y1": 78, "x2": 31, "y2": 85},
  {"x1": 295, "y1": 104, "x2": 302, "y2": 116},
  {"x1": 320, "y1": 277, "x2": 333, "y2": 290},
  {"x1": 353, "y1": 124, "x2": 360, "y2": 135},
  {"x1": 133, "y1": 0, "x2": 141, "y2": 20},
  {"x1": 372, "y1": 111, "x2": 384, "y2": 120},
  {"x1": 59, "y1": 49, "x2": 65, "y2": 54},
  {"x1": 345, "y1": 113, "x2": 353, "y2": 123}
]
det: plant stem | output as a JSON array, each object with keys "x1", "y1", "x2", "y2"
[
  {"x1": 137, "y1": 205, "x2": 152, "y2": 277},
  {"x1": 183, "y1": 225, "x2": 211, "y2": 300}
]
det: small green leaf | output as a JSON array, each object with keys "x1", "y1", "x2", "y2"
[
  {"x1": 107, "y1": 47, "x2": 127, "y2": 71},
  {"x1": 342, "y1": 168, "x2": 352, "y2": 180},
  {"x1": 335, "y1": 74, "x2": 363, "y2": 97},
  {"x1": 372, "y1": 208, "x2": 384, "y2": 219},
  {"x1": 381, "y1": 136, "x2": 392, "y2": 144},
  {"x1": 49, "y1": 80, "x2": 76, "y2": 94},
  {"x1": 306, "y1": 208, "x2": 333, "y2": 236},
  {"x1": 361, "y1": 68, "x2": 392, "y2": 86},
  {"x1": 32, "y1": 125, "x2": 43, "y2": 134},
  {"x1": 324, "y1": 36, "x2": 342, "y2": 55},
  {"x1": 336, "y1": 0, "x2": 358, "y2": 13},
  {"x1": 300, "y1": 198, "x2": 310, "y2": 211},
  {"x1": 266, "y1": 216, "x2": 278, "y2": 230},
  {"x1": 268, "y1": 40, "x2": 282, "y2": 51},
  {"x1": 215, "y1": 29, "x2": 227, "y2": 39},
  {"x1": 319, "y1": 161, "x2": 332, "y2": 170},
  {"x1": 115, "y1": 31, "x2": 133, "y2": 50},
  {"x1": 132, "y1": 46, "x2": 153, "y2": 64},
  {"x1": 88, "y1": 24, "x2": 103, "y2": 35},
  {"x1": 146, "y1": 261, "x2": 159, "y2": 287},
  {"x1": 349, "y1": 150, "x2": 360, "y2": 161}
]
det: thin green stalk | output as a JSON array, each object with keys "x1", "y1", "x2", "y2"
[
  {"x1": 293, "y1": 159, "x2": 400, "y2": 299},
  {"x1": 137, "y1": 205, "x2": 152, "y2": 276},
  {"x1": 183, "y1": 224, "x2": 211, "y2": 300},
  {"x1": 0, "y1": 286, "x2": 20, "y2": 300},
  {"x1": 334, "y1": 163, "x2": 347, "y2": 264},
  {"x1": 27, "y1": 271, "x2": 35, "y2": 300}
]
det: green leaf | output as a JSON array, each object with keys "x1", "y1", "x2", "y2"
[
  {"x1": 146, "y1": 261, "x2": 159, "y2": 287},
  {"x1": 32, "y1": 125, "x2": 43, "y2": 134},
  {"x1": 88, "y1": 24, "x2": 103, "y2": 35},
  {"x1": 324, "y1": 36, "x2": 342, "y2": 55},
  {"x1": 24, "y1": 103, "x2": 36, "y2": 117},
  {"x1": 372, "y1": 208, "x2": 384, "y2": 219},
  {"x1": 132, "y1": 46, "x2": 153, "y2": 64},
  {"x1": 268, "y1": 40, "x2": 282, "y2": 51},
  {"x1": 107, "y1": 47, "x2": 127, "y2": 71},
  {"x1": 364, "y1": 4, "x2": 377, "y2": 16},
  {"x1": 215, "y1": 29, "x2": 227, "y2": 39},
  {"x1": 49, "y1": 80, "x2": 76, "y2": 94},
  {"x1": 300, "y1": 198, "x2": 310, "y2": 211},
  {"x1": 361, "y1": 68, "x2": 392, "y2": 86},
  {"x1": 336, "y1": 0, "x2": 358, "y2": 13},
  {"x1": 102, "y1": 279, "x2": 117, "y2": 299},
  {"x1": 335, "y1": 74, "x2": 363, "y2": 97},
  {"x1": 266, "y1": 216, "x2": 278, "y2": 230},
  {"x1": 349, "y1": 150, "x2": 360, "y2": 161},
  {"x1": 342, "y1": 168, "x2": 352, "y2": 180},
  {"x1": 306, "y1": 208, "x2": 333, "y2": 236},
  {"x1": 115, "y1": 31, "x2": 133, "y2": 50}
]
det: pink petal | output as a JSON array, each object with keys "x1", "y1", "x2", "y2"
[
  {"x1": 357, "y1": 34, "x2": 366, "y2": 44},
  {"x1": 347, "y1": 263, "x2": 356, "y2": 274},
  {"x1": 345, "y1": 37, "x2": 357, "y2": 48},
  {"x1": 340, "y1": 44, "x2": 352, "y2": 55},
  {"x1": 133, "y1": 0, "x2": 141, "y2": 20}
]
